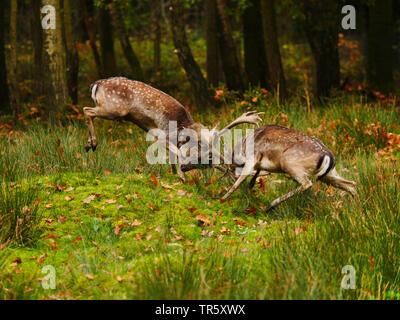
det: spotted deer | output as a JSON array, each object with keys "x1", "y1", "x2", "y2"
[
  {"x1": 84, "y1": 77, "x2": 262, "y2": 182},
  {"x1": 220, "y1": 125, "x2": 357, "y2": 211}
]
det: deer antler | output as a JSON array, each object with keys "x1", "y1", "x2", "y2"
[{"x1": 216, "y1": 111, "x2": 264, "y2": 138}]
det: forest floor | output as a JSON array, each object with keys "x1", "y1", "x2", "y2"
[{"x1": 1, "y1": 92, "x2": 400, "y2": 299}]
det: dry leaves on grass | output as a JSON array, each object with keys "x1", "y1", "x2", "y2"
[
  {"x1": 196, "y1": 214, "x2": 211, "y2": 226},
  {"x1": 85, "y1": 273, "x2": 94, "y2": 280},
  {"x1": 220, "y1": 227, "x2": 232, "y2": 234},
  {"x1": 83, "y1": 194, "x2": 96, "y2": 204}
]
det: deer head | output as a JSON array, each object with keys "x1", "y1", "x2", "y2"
[{"x1": 179, "y1": 111, "x2": 264, "y2": 172}]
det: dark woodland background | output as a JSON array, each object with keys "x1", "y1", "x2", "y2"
[{"x1": 0, "y1": 0, "x2": 399, "y2": 123}]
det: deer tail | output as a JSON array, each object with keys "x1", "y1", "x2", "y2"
[{"x1": 316, "y1": 154, "x2": 335, "y2": 180}]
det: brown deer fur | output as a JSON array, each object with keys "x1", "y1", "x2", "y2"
[{"x1": 222, "y1": 125, "x2": 357, "y2": 210}]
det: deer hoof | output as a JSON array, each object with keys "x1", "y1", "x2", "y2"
[
  {"x1": 266, "y1": 205, "x2": 276, "y2": 213},
  {"x1": 92, "y1": 145, "x2": 97, "y2": 152},
  {"x1": 85, "y1": 145, "x2": 91, "y2": 152}
]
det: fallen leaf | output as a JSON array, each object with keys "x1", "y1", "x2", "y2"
[
  {"x1": 130, "y1": 219, "x2": 142, "y2": 227},
  {"x1": 106, "y1": 199, "x2": 117, "y2": 204},
  {"x1": 83, "y1": 194, "x2": 96, "y2": 204},
  {"x1": 196, "y1": 214, "x2": 211, "y2": 226},
  {"x1": 220, "y1": 227, "x2": 232, "y2": 234},
  {"x1": 244, "y1": 207, "x2": 257, "y2": 214},
  {"x1": 58, "y1": 216, "x2": 66, "y2": 224},
  {"x1": 65, "y1": 196, "x2": 73, "y2": 201},
  {"x1": 10, "y1": 257, "x2": 22, "y2": 267},
  {"x1": 43, "y1": 218, "x2": 55, "y2": 225},
  {"x1": 85, "y1": 273, "x2": 94, "y2": 280}
]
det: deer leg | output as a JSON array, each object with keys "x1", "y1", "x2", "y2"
[
  {"x1": 320, "y1": 168, "x2": 358, "y2": 199},
  {"x1": 266, "y1": 174, "x2": 312, "y2": 212},
  {"x1": 248, "y1": 168, "x2": 261, "y2": 190},
  {"x1": 159, "y1": 139, "x2": 187, "y2": 183},
  {"x1": 83, "y1": 107, "x2": 98, "y2": 152},
  {"x1": 171, "y1": 164, "x2": 177, "y2": 174},
  {"x1": 222, "y1": 162, "x2": 255, "y2": 200}
]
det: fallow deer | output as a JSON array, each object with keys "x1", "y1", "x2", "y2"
[
  {"x1": 84, "y1": 77, "x2": 262, "y2": 182},
  {"x1": 220, "y1": 125, "x2": 357, "y2": 211}
]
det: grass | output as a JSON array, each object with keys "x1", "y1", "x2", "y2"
[{"x1": 0, "y1": 92, "x2": 399, "y2": 300}]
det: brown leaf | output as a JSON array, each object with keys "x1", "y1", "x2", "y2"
[
  {"x1": 130, "y1": 219, "x2": 142, "y2": 227},
  {"x1": 83, "y1": 194, "x2": 96, "y2": 204},
  {"x1": 58, "y1": 216, "x2": 66, "y2": 224},
  {"x1": 114, "y1": 224, "x2": 125, "y2": 235},
  {"x1": 85, "y1": 273, "x2": 94, "y2": 280},
  {"x1": 244, "y1": 207, "x2": 257, "y2": 214},
  {"x1": 196, "y1": 214, "x2": 210, "y2": 226},
  {"x1": 220, "y1": 227, "x2": 232, "y2": 234},
  {"x1": 10, "y1": 257, "x2": 22, "y2": 267}
]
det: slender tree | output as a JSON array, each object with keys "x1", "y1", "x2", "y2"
[
  {"x1": 98, "y1": 2, "x2": 117, "y2": 77},
  {"x1": 367, "y1": 0, "x2": 394, "y2": 92},
  {"x1": 64, "y1": 0, "x2": 79, "y2": 104},
  {"x1": 41, "y1": 0, "x2": 69, "y2": 115},
  {"x1": 150, "y1": 0, "x2": 162, "y2": 73},
  {"x1": 216, "y1": 0, "x2": 244, "y2": 91},
  {"x1": 110, "y1": 1, "x2": 144, "y2": 80},
  {"x1": 0, "y1": 0, "x2": 9, "y2": 112},
  {"x1": 79, "y1": 0, "x2": 102, "y2": 77},
  {"x1": 298, "y1": 0, "x2": 340, "y2": 97},
  {"x1": 205, "y1": 0, "x2": 220, "y2": 87},
  {"x1": 243, "y1": 0, "x2": 269, "y2": 88},
  {"x1": 260, "y1": 0, "x2": 287, "y2": 97},
  {"x1": 8, "y1": 0, "x2": 20, "y2": 123},
  {"x1": 168, "y1": 0, "x2": 214, "y2": 107},
  {"x1": 31, "y1": 0, "x2": 44, "y2": 96}
]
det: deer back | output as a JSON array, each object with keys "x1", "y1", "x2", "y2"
[{"x1": 91, "y1": 77, "x2": 195, "y2": 131}]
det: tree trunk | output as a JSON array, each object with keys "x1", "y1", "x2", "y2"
[
  {"x1": 216, "y1": 0, "x2": 244, "y2": 91},
  {"x1": 98, "y1": 3, "x2": 117, "y2": 77},
  {"x1": 31, "y1": 0, "x2": 44, "y2": 96},
  {"x1": 79, "y1": 0, "x2": 102, "y2": 77},
  {"x1": 0, "y1": 0, "x2": 9, "y2": 113},
  {"x1": 243, "y1": 0, "x2": 269, "y2": 88},
  {"x1": 41, "y1": 0, "x2": 69, "y2": 115},
  {"x1": 64, "y1": 0, "x2": 79, "y2": 105},
  {"x1": 299, "y1": 0, "x2": 340, "y2": 98},
  {"x1": 168, "y1": 0, "x2": 214, "y2": 108},
  {"x1": 8, "y1": 0, "x2": 20, "y2": 123},
  {"x1": 205, "y1": 0, "x2": 220, "y2": 87},
  {"x1": 110, "y1": 1, "x2": 144, "y2": 81},
  {"x1": 150, "y1": 0, "x2": 162, "y2": 73},
  {"x1": 367, "y1": 0, "x2": 393, "y2": 93},
  {"x1": 260, "y1": 0, "x2": 287, "y2": 97}
]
